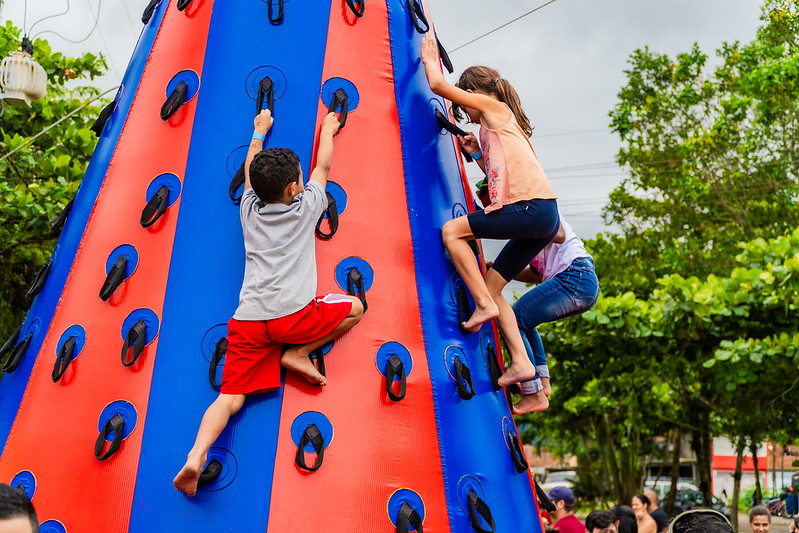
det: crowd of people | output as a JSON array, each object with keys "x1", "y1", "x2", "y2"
[{"x1": 542, "y1": 485, "x2": 799, "y2": 533}]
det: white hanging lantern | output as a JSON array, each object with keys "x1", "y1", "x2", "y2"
[{"x1": 0, "y1": 48, "x2": 47, "y2": 107}]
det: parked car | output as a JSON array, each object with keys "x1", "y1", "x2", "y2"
[
  {"x1": 539, "y1": 470, "x2": 577, "y2": 493},
  {"x1": 647, "y1": 479, "x2": 700, "y2": 498},
  {"x1": 669, "y1": 489, "x2": 731, "y2": 520}
]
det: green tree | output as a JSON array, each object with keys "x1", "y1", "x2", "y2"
[
  {"x1": 0, "y1": 21, "x2": 108, "y2": 347},
  {"x1": 598, "y1": 0, "x2": 799, "y2": 296}
]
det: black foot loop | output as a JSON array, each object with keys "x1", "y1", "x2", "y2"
[
  {"x1": 309, "y1": 347, "x2": 326, "y2": 377},
  {"x1": 52, "y1": 336, "x2": 76, "y2": 382},
  {"x1": 141, "y1": 185, "x2": 171, "y2": 227},
  {"x1": 100, "y1": 255, "x2": 128, "y2": 301},
  {"x1": 315, "y1": 192, "x2": 339, "y2": 239},
  {"x1": 141, "y1": 0, "x2": 161, "y2": 24},
  {"x1": 160, "y1": 80, "x2": 188, "y2": 121},
  {"x1": 95, "y1": 413, "x2": 125, "y2": 461},
  {"x1": 1, "y1": 328, "x2": 32, "y2": 374},
  {"x1": 209, "y1": 337, "x2": 227, "y2": 390},
  {"x1": 386, "y1": 353, "x2": 407, "y2": 402},
  {"x1": 198, "y1": 459, "x2": 223, "y2": 486},
  {"x1": 295, "y1": 423, "x2": 325, "y2": 471},
  {"x1": 91, "y1": 95, "x2": 118, "y2": 136},
  {"x1": 435, "y1": 32, "x2": 453, "y2": 73},
  {"x1": 486, "y1": 343, "x2": 502, "y2": 392},
  {"x1": 507, "y1": 427, "x2": 529, "y2": 473},
  {"x1": 347, "y1": 267, "x2": 368, "y2": 312},
  {"x1": 268, "y1": 0, "x2": 284, "y2": 24},
  {"x1": 454, "y1": 357, "x2": 475, "y2": 400},
  {"x1": 327, "y1": 88, "x2": 349, "y2": 129},
  {"x1": 535, "y1": 478, "x2": 556, "y2": 512},
  {"x1": 346, "y1": 0, "x2": 365, "y2": 17},
  {"x1": 407, "y1": 0, "x2": 429, "y2": 33},
  {"x1": 27, "y1": 258, "x2": 52, "y2": 298},
  {"x1": 457, "y1": 285, "x2": 472, "y2": 333},
  {"x1": 121, "y1": 319, "x2": 147, "y2": 367},
  {"x1": 434, "y1": 108, "x2": 473, "y2": 162},
  {"x1": 468, "y1": 489, "x2": 496, "y2": 533},
  {"x1": 396, "y1": 501, "x2": 424, "y2": 533},
  {"x1": 256, "y1": 76, "x2": 274, "y2": 116},
  {"x1": 51, "y1": 196, "x2": 75, "y2": 236}
]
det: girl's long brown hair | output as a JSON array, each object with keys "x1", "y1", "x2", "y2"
[{"x1": 451, "y1": 65, "x2": 533, "y2": 137}]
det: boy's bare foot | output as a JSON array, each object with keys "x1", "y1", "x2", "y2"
[
  {"x1": 281, "y1": 347, "x2": 327, "y2": 385},
  {"x1": 541, "y1": 377, "x2": 552, "y2": 397},
  {"x1": 461, "y1": 302, "x2": 499, "y2": 333},
  {"x1": 497, "y1": 361, "x2": 536, "y2": 388},
  {"x1": 512, "y1": 391, "x2": 549, "y2": 414},
  {"x1": 173, "y1": 454, "x2": 205, "y2": 497}
]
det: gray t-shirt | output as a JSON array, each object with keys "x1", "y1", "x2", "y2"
[{"x1": 233, "y1": 180, "x2": 327, "y2": 321}]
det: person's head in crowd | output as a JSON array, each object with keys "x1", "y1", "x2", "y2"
[
  {"x1": 788, "y1": 515, "x2": 799, "y2": 533},
  {"x1": 547, "y1": 486, "x2": 574, "y2": 519},
  {"x1": 612, "y1": 505, "x2": 638, "y2": 533},
  {"x1": 586, "y1": 509, "x2": 618, "y2": 533},
  {"x1": 642, "y1": 488, "x2": 660, "y2": 511},
  {"x1": 0, "y1": 483, "x2": 38, "y2": 533},
  {"x1": 670, "y1": 509, "x2": 732, "y2": 533},
  {"x1": 748, "y1": 505, "x2": 771, "y2": 533},
  {"x1": 631, "y1": 493, "x2": 651, "y2": 518}
]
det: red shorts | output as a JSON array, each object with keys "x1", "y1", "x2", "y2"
[{"x1": 220, "y1": 294, "x2": 353, "y2": 395}]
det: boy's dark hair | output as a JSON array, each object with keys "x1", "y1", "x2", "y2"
[
  {"x1": 671, "y1": 509, "x2": 732, "y2": 533},
  {"x1": 585, "y1": 509, "x2": 616, "y2": 531},
  {"x1": 0, "y1": 483, "x2": 39, "y2": 532},
  {"x1": 249, "y1": 147, "x2": 301, "y2": 203},
  {"x1": 748, "y1": 505, "x2": 771, "y2": 523}
]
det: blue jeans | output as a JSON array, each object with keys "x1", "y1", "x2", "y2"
[{"x1": 512, "y1": 257, "x2": 599, "y2": 383}]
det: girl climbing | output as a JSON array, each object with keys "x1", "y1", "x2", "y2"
[{"x1": 420, "y1": 33, "x2": 560, "y2": 403}]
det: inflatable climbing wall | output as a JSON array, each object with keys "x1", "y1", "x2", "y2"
[{"x1": 0, "y1": 1, "x2": 543, "y2": 531}]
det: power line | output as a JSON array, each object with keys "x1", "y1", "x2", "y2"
[
  {"x1": 32, "y1": 0, "x2": 103, "y2": 44},
  {"x1": 450, "y1": 0, "x2": 560, "y2": 53},
  {"x1": 0, "y1": 85, "x2": 118, "y2": 164},
  {"x1": 26, "y1": 0, "x2": 71, "y2": 38}
]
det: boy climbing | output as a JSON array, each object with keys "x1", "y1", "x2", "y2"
[{"x1": 173, "y1": 109, "x2": 363, "y2": 497}]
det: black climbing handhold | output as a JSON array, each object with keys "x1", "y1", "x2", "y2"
[
  {"x1": 95, "y1": 413, "x2": 125, "y2": 461},
  {"x1": 50, "y1": 197, "x2": 74, "y2": 236},
  {"x1": 315, "y1": 192, "x2": 339, "y2": 239},
  {"x1": 91, "y1": 96, "x2": 118, "y2": 136},
  {"x1": 209, "y1": 337, "x2": 227, "y2": 390},
  {"x1": 386, "y1": 354, "x2": 407, "y2": 402},
  {"x1": 396, "y1": 501, "x2": 424, "y2": 533},
  {"x1": 453, "y1": 356, "x2": 475, "y2": 400},
  {"x1": 140, "y1": 185, "x2": 171, "y2": 228},
  {"x1": 295, "y1": 423, "x2": 325, "y2": 472},
  {"x1": 268, "y1": 0, "x2": 284, "y2": 24},
  {"x1": 327, "y1": 88, "x2": 349, "y2": 130},
  {"x1": 160, "y1": 80, "x2": 188, "y2": 121},
  {"x1": 141, "y1": 0, "x2": 160, "y2": 24},
  {"x1": 100, "y1": 255, "x2": 128, "y2": 301},
  {"x1": 467, "y1": 489, "x2": 496, "y2": 533},
  {"x1": 121, "y1": 319, "x2": 147, "y2": 367},
  {"x1": 346, "y1": 0, "x2": 365, "y2": 18},
  {"x1": 52, "y1": 336, "x2": 76, "y2": 383},
  {"x1": 347, "y1": 267, "x2": 367, "y2": 312},
  {"x1": 27, "y1": 258, "x2": 52, "y2": 298},
  {"x1": 435, "y1": 32, "x2": 453, "y2": 73}
]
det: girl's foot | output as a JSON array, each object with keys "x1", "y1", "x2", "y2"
[
  {"x1": 512, "y1": 391, "x2": 549, "y2": 414},
  {"x1": 461, "y1": 302, "x2": 499, "y2": 332},
  {"x1": 497, "y1": 361, "x2": 536, "y2": 387},
  {"x1": 541, "y1": 377, "x2": 552, "y2": 397},
  {"x1": 281, "y1": 347, "x2": 327, "y2": 385},
  {"x1": 173, "y1": 454, "x2": 205, "y2": 497}
]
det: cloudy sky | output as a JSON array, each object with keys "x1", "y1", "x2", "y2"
[{"x1": 3, "y1": 0, "x2": 762, "y2": 256}]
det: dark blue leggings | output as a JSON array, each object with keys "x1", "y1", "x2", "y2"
[{"x1": 466, "y1": 199, "x2": 559, "y2": 282}]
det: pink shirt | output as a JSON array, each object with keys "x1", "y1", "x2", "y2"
[{"x1": 479, "y1": 109, "x2": 557, "y2": 213}]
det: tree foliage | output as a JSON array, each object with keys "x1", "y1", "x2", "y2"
[{"x1": 0, "y1": 22, "x2": 108, "y2": 341}]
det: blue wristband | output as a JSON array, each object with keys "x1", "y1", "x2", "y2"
[
  {"x1": 252, "y1": 132, "x2": 266, "y2": 142},
  {"x1": 472, "y1": 150, "x2": 483, "y2": 160}
]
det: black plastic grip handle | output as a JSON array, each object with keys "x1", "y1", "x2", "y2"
[
  {"x1": 407, "y1": 0, "x2": 429, "y2": 33},
  {"x1": 121, "y1": 319, "x2": 147, "y2": 367},
  {"x1": 256, "y1": 76, "x2": 274, "y2": 116},
  {"x1": 453, "y1": 356, "x2": 475, "y2": 400},
  {"x1": 50, "y1": 196, "x2": 74, "y2": 237},
  {"x1": 91, "y1": 96, "x2": 117, "y2": 136},
  {"x1": 198, "y1": 459, "x2": 223, "y2": 486},
  {"x1": 315, "y1": 192, "x2": 339, "y2": 239},
  {"x1": 140, "y1": 185, "x2": 171, "y2": 228},
  {"x1": 295, "y1": 424, "x2": 325, "y2": 471},
  {"x1": 386, "y1": 354, "x2": 407, "y2": 402},
  {"x1": 347, "y1": 267, "x2": 367, "y2": 312},
  {"x1": 467, "y1": 489, "x2": 496, "y2": 533},
  {"x1": 507, "y1": 427, "x2": 529, "y2": 473},
  {"x1": 2, "y1": 329, "x2": 32, "y2": 374},
  {"x1": 435, "y1": 32, "x2": 453, "y2": 73},
  {"x1": 141, "y1": 0, "x2": 160, "y2": 24},
  {"x1": 100, "y1": 255, "x2": 128, "y2": 301},
  {"x1": 95, "y1": 413, "x2": 125, "y2": 461},
  {"x1": 27, "y1": 258, "x2": 52, "y2": 298},
  {"x1": 346, "y1": 0, "x2": 365, "y2": 17},
  {"x1": 268, "y1": 0, "x2": 284, "y2": 24},
  {"x1": 209, "y1": 337, "x2": 227, "y2": 390},
  {"x1": 52, "y1": 336, "x2": 76, "y2": 383},
  {"x1": 327, "y1": 88, "x2": 349, "y2": 130},
  {"x1": 396, "y1": 501, "x2": 424, "y2": 533},
  {"x1": 160, "y1": 80, "x2": 188, "y2": 121}
]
